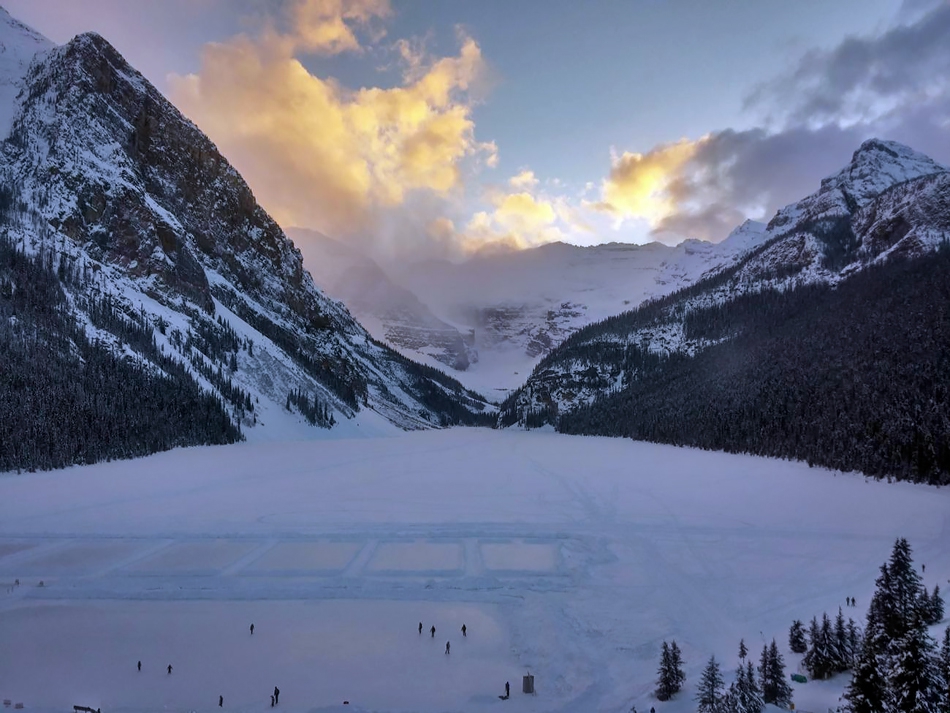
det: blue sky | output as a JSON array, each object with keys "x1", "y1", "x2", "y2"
[{"x1": 9, "y1": 0, "x2": 948, "y2": 260}]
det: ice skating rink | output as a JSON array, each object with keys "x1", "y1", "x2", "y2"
[{"x1": 1, "y1": 429, "x2": 948, "y2": 713}]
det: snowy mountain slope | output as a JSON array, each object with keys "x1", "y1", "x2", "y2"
[
  {"x1": 359, "y1": 222, "x2": 768, "y2": 395},
  {"x1": 286, "y1": 227, "x2": 476, "y2": 371},
  {"x1": 0, "y1": 11, "x2": 491, "y2": 471},
  {"x1": 0, "y1": 6, "x2": 51, "y2": 137},
  {"x1": 503, "y1": 139, "x2": 950, "y2": 436}
]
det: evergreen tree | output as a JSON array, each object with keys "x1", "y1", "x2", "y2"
[
  {"x1": 804, "y1": 615, "x2": 834, "y2": 680},
  {"x1": 697, "y1": 656, "x2": 724, "y2": 713},
  {"x1": 846, "y1": 617, "x2": 862, "y2": 670},
  {"x1": 834, "y1": 607, "x2": 850, "y2": 673},
  {"x1": 759, "y1": 640, "x2": 793, "y2": 707},
  {"x1": 889, "y1": 616, "x2": 945, "y2": 713},
  {"x1": 843, "y1": 609, "x2": 889, "y2": 713},
  {"x1": 940, "y1": 627, "x2": 950, "y2": 712},
  {"x1": 743, "y1": 660, "x2": 764, "y2": 713},
  {"x1": 789, "y1": 620, "x2": 807, "y2": 654},
  {"x1": 657, "y1": 640, "x2": 686, "y2": 701},
  {"x1": 885, "y1": 538, "x2": 924, "y2": 640},
  {"x1": 671, "y1": 641, "x2": 686, "y2": 693},
  {"x1": 739, "y1": 639, "x2": 748, "y2": 661},
  {"x1": 926, "y1": 585, "x2": 944, "y2": 625},
  {"x1": 729, "y1": 660, "x2": 764, "y2": 713}
]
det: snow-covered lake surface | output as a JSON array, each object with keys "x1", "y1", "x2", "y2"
[{"x1": 1, "y1": 429, "x2": 948, "y2": 713}]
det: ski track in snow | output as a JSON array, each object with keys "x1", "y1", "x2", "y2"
[{"x1": 1, "y1": 430, "x2": 949, "y2": 713}]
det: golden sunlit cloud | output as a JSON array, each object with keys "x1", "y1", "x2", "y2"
[
  {"x1": 595, "y1": 138, "x2": 706, "y2": 225},
  {"x1": 169, "y1": 1, "x2": 494, "y2": 237},
  {"x1": 289, "y1": 0, "x2": 390, "y2": 55},
  {"x1": 429, "y1": 172, "x2": 580, "y2": 254},
  {"x1": 508, "y1": 169, "x2": 539, "y2": 190}
]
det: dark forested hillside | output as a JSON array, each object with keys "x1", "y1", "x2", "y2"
[
  {"x1": 0, "y1": 233, "x2": 240, "y2": 472},
  {"x1": 556, "y1": 245, "x2": 950, "y2": 484}
]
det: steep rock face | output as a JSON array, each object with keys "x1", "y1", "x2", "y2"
[
  {"x1": 0, "y1": 20, "x2": 491, "y2": 467},
  {"x1": 503, "y1": 139, "x2": 950, "y2": 425}
]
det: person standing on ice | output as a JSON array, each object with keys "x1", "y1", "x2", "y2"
[
  {"x1": 219, "y1": 696, "x2": 223, "y2": 708},
  {"x1": 274, "y1": 686, "x2": 280, "y2": 705},
  {"x1": 445, "y1": 641, "x2": 451, "y2": 654},
  {"x1": 167, "y1": 664, "x2": 173, "y2": 675},
  {"x1": 461, "y1": 624, "x2": 467, "y2": 637},
  {"x1": 430, "y1": 625, "x2": 436, "y2": 638},
  {"x1": 419, "y1": 622, "x2": 423, "y2": 634},
  {"x1": 250, "y1": 623, "x2": 255, "y2": 635},
  {"x1": 137, "y1": 660, "x2": 141, "y2": 671},
  {"x1": 505, "y1": 682, "x2": 510, "y2": 698}
]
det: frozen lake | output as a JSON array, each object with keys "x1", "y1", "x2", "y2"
[{"x1": 1, "y1": 429, "x2": 948, "y2": 713}]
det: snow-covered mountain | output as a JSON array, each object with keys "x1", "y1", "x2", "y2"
[
  {"x1": 310, "y1": 223, "x2": 767, "y2": 398},
  {"x1": 503, "y1": 138, "x2": 950, "y2": 426},
  {"x1": 286, "y1": 227, "x2": 476, "y2": 372},
  {"x1": 0, "y1": 8, "x2": 491, "y2": 471}
]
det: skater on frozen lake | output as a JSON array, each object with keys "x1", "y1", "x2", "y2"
[
  {"x1": 137, "y1": 660, "x2": 141, "y2": 671},
  {"x1": 430, "y1": 625, "x2": 436, "y2": 638},
  {"x1": 167, "y1": 664, "x2": 172, "y2": 674},
  {"x1": 250, "y1": 623, "x2": 254, "y2": 635},
  {"x1": 274, "y1": 686, "x2": 280, "y2": 705},
  {"x1": 506, "y1": 681, "x2": 510, "y2": 698},
  {"x1": 219, "y1": 696, "x2": 223, "y2": 708},
  {"x1": 418, "y1": 622, "x2": 423, "y2": 634},
  {"x1": 461, "y1": 624, "x2": 467, "y2": 636},
  {"x1": 445, "y1": 641, "x2": 451, "y2": 654}
]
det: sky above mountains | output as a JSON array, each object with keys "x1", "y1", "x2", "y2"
[{"x1": 11, "y1": 0, "x2": 950, "y2": 263}]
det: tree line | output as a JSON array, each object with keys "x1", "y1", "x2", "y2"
[{"x1": 556, "y1": 246, "x2": 950, "y2": 485}]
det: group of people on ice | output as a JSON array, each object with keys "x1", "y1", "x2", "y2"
[
  {"x1": 418, "y1": 620, "x2": 467, "y2": 655},
  {"x1": 135, "y1": 624, "x2": 279, "y2": 709}
]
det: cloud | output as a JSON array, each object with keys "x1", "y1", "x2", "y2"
[
  {"x1": 597, "y1": 1, "x2": 950, "y2": 243},
  {"x1": 288, "y1": 0, "x2": 391, "y2": 55},
  {"x1": 593, "y1": 139, "x2": 705, "y2": 227},
  {"x1": 169, "y1": 1, "x2": 494, "y2": 240},
  {"x1": 508, "y1": 169, "x2": 539, "y2": 191},
  {"x1": 748, "y1": 1, "x2": 950, "y2": 130}
]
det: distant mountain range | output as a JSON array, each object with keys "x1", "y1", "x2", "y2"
[
  {"x1": 295, "y1": 220, "x2": 768, "y2": 398},
  {"x1": 0, "y1": 7, "x2": 490, "y2": 471}
]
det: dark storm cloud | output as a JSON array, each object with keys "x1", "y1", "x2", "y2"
[
  {"x1": 747, "y1": 1, "x2": 950, "y2": 128},
  {"x1": 652, "y1": 125, "x2": 864, "y2": 240}
]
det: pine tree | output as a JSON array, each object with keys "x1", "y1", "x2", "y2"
[
  {"x1": 940, "y1": 627, "x2": 950, "y2": 712},
  {"x1": 759, "y1": 640, "x2": 792, "y2": 707},
  {"x1": 804, "y1": 615, "x2": 834, "y2": 680},
  {"x1": 671, "y1": 641, "x2": 686, "y2": 693},
  {"x1": 729, "y1": 659, "x2": 763, "y2": 713},
  {"x1": 927, "y1": 585, "x2": 944, "y2": 625},
  {"x1": 789, "y1": 620, "x2": 807, "y2": 654},
  {"x1": 697, "y1": 656, "x2": 724, "y2": 713},
  {"x1": 889, "y1": 615, "x2": 945, "y2": 713},
  {"x1": 846, "y1": 617, "x2": 862, "y2": 670},
  {"x1": 739, "y1": 639, "x2": 748, "y2": 661},
  {"x1": 834, "y1": 607, "x2": 850, "y2": 673},
  {"x1": 657, "y1": 640, "x2": 686, "y2": 701},
  {"x1": 843, "y1": 619, "x2": 889, "y2": 713},
  {"x1": 886, "y1": 538, "x2": 924, "y2": 640}
]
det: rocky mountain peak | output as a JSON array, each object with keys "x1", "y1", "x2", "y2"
[{"x1": 822, "y1": 137, "x2": 948, "y2": 207}]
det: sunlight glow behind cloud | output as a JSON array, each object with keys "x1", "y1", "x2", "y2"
[{"x1": 170, "y1": 0, "x2": 495, "y2": 241}]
